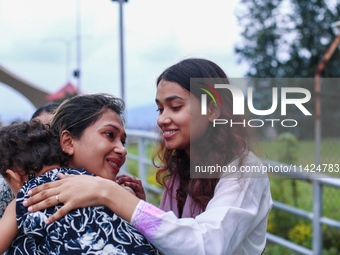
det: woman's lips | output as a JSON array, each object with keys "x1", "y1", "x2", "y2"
[
  {"x1": 163, "y1": 129, "x2": 178, "y2": 139},
  {"x1": 107, "y1": 158, "x2": 121, "y2": 173}
]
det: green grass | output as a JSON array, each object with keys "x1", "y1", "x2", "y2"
[{"x1": 267, "y1": 176, "x2": 340, "y2": 253}]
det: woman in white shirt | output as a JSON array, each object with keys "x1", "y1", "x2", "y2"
[{"x1": 24, "y1": 58, "x2": 273, "y2": 255}]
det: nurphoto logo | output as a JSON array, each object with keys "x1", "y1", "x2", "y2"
[
  {"x1": 198, "y1": 82, "x2": 223, "y2": 114},
  {"x1": 199, "y1": 82, "x2": 312, "y2": 128}
]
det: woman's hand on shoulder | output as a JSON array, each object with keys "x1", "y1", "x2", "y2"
[
  {"x1": 23, "y1": 173, "x2": 114, "y2": 224},
  {"x1": 116, "y1": 174, "x2": 146, "y2": 201}
]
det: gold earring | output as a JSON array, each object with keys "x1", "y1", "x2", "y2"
[{"x1": 17, "y1": 183, "x2": 22, "y2": 188}]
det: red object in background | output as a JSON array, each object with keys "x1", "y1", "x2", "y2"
[{"x1": 45, "y1": 82, "x2": 78, "y2": 101}]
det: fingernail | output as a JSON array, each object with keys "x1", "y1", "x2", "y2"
[
  {"x1": 28, "y1": 190, "x2": 32, "y2": 196},
  {"x1": 23, "y1": 200, "x2": 28, "y2": 206},
  {"x1": 28, "y1": 206, "x2": 33, "y2": 212},
  {"x1": 45, "y1": 220, "x2": 50, "y2": 225}
]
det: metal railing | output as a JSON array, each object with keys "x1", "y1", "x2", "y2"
[
  {"x1": 263, "y1": 159, "x2": 340, "y2": 255},
  {"x1": 121, "y1": 130, "x2": 163, "y2": 199},
  {"x1": 125, "y1": 129, "x2": 340, "y2": 255}
]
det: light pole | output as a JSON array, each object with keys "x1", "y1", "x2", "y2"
[
  {"x1": 314, "y1": 21, "x2": 340, "y2": 165},
  {"x1": 112, "y1": 0, "x2": 127, "y2": 104},
  {"x1": 75, "y1": 0, "x2": 82, "y2": 95},
  {"x1": 313, "y1": 20, "x2": 340, "y2": 255}
]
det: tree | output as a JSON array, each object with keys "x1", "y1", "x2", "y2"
[
  {"x1": 236, "y1": 0, "x2": 340, "y2": 78},
  {"x1": 235, "y1": 0, "x2": 340, "y2": 138}
]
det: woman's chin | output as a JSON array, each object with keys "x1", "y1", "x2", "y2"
[{"x1": 165, "y1": 142, "x2": 176, "y2": 151}]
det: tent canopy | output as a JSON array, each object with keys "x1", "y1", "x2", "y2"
[{"x1": 45, "y1": 82, "x2": 78, "y2": 101}]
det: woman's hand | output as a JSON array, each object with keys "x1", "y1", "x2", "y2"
[
  {"x1": 116, "y1": 175, "x2": 146, "y2": 200},
  {"x1": 23, "y1": 173, "x2": 110, "y2": 224}
]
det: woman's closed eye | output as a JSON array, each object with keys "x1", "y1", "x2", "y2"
[
  {"x1": 157, "y1": 106, "x2": 181, "y2": 113},
  {"x1": 172, "y1": 106, "x2": 182, "y2": 111}
]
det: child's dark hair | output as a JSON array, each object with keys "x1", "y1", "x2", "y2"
[{"x1": 0, "y1": 120, "x2": 69, "y2": 179}]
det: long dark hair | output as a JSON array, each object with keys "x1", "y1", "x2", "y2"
[{"x1": 154, "y1": 58, "x2": 251, "y2": 215}]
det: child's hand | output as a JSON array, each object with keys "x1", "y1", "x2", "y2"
[{"x1": 116, "y1": 175, "x2": 146, "y2": 200}]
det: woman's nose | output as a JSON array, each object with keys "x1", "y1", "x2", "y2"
[
  {"x1": 157, "y1": 111, "x2": 171, "y2": 127},
  {"x1": 114, "y1": 143, "x2": 127, "y2": 158}
]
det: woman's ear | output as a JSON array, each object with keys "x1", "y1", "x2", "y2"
[
  {"x1": 207, "y1": 101, "x2": 221, "y2": 122},
  {"x1": 60, "y1": 130, "x2": 75, "y2": 156}
]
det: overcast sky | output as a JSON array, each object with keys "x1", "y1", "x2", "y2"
[{"x1": 0, "y1": 0, "x2": 248, "y2": 123}]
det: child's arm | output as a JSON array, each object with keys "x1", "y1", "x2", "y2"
[{"x1": 0, "y1": 200, "x2": 19, "y2": 253}]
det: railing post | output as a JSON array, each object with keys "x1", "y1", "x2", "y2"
[
  {"x1": 313, "y1": 181, "x2": 323, "y2": 255},
  {"x1": 138, "y1": 137, "x2": 147, "y2": 200},
  {"x1": 120, "y1": 136, "x2": 128, "y2": 175}
]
